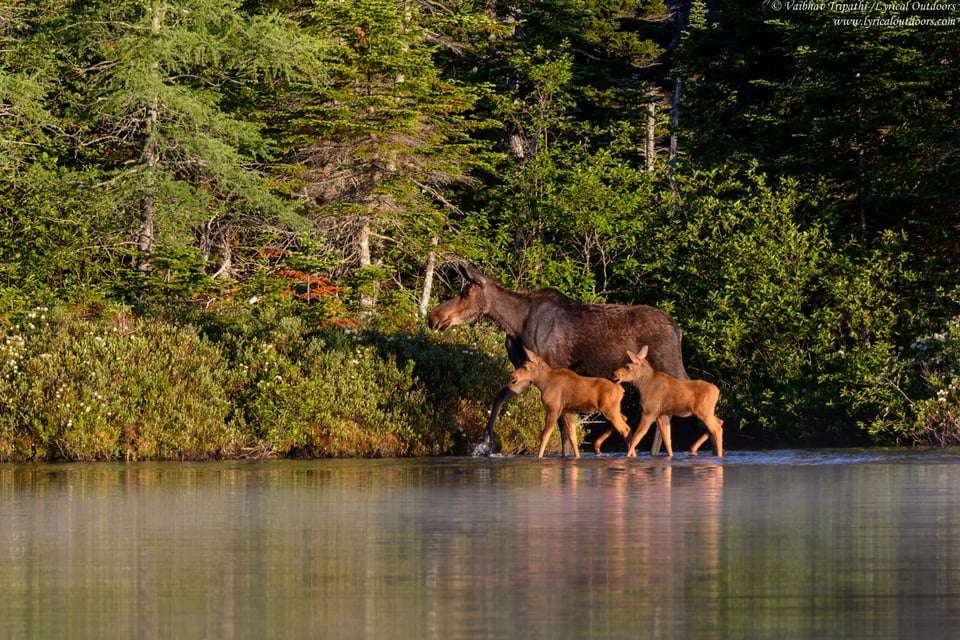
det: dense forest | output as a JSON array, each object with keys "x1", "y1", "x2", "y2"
[{"x1": 1, "y1": 0, "x2": 958, "y2": 460}]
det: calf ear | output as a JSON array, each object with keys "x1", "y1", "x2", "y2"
[
  {"x1": 523, "y1": 347, "x2": 539, "y2": 363},
  {"x1": 636, "y1": 345, "x2": 649, "y2": 360},
  {"x1": 627, "y1": 350, "x2": 641, "y2": 364}
]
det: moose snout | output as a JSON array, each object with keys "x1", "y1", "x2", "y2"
[{"x1": 428, "y1": 310, "x2": 448, "y2": 331}]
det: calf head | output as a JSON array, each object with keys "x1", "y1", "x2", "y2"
[
  {"x1": 506, "y1": 348, "x2": 546, "y2": 392},
  {"x1": 613, "y1": 346, "x2": 652, "y2": 383}
]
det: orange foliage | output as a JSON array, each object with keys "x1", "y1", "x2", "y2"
[
  {"x1": 269, "y1": 267, "x2": 357, "y2": 329},
  {"x1": 273, "y1": 270, "x2": 345, "y2": 301}
]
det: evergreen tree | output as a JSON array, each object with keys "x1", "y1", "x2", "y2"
[
  {"x1": 677, "y1": 0, "x2": 960, "y2": 244},
  {"x1": 0, "y1": 1, "x2": 99, "y2": 307},
  {"x1": 281, "y1": 0, "x2": 492, "y2": 313},
  {"x1": 46, "y1": 0, "x2": 325, "y2": 299}
]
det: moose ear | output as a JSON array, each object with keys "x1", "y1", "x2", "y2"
[
  {"x1": 636, "y1": 345, "x2": 649, "y2": 360},
  {"x1": 627, "y1": 350, "x2": 640, "y2": 364},
  {"x1": 523, "y1": 347, "x2": 539, "y2": 363},
  {"x1": 463, "y1": 265, "x2": 488, "y2": 286}
]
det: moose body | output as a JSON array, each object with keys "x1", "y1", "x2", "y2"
[
  {"x1": 428, "y1": 267, "x2": 689, "y2": 454},
  {"x1": 613, "y1": 347, "x2": 724, "y2": 457},
  {"x1": 507, "y1": 349, "x2": 632, "y2": 458}
]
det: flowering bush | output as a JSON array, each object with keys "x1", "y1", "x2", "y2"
[
  {"x1": 0, "y1": 305, "x2": 546, "y2": 461},
  {"x1": 906, "y1": 316, "x2": 960, "y2": 445},
  {"x1": 0, "y1": 307, "x2": 242, "y2": 460},
  {"x1": 841, "y1": 313, "x2": 960, "y2": 445}
]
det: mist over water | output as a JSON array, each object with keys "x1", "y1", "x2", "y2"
[{"x1": 2, "y1": 450, "x2": 959, "y2": 639}]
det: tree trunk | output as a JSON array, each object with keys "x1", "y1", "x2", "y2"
[
  {"x1": 854, "y1": 72, "x2": 868, "y2": 244},
  {"x1": 358, "y1": 220, "x2": 375, "y2": 308},
  {"x1": 645, "y1": 99, "x2": 656, "y2": 173},
  {"x1": 137, "y1": 9, "x2": 162, "y2": 274},
  {"x1": 669, "y1": 77, "x2": 681, "y2": 173},
  {"x1": 137, "y1": 101, "x2": 159, "y2": 273},
  {"x1": 419, "y1": 236, "x2": 438, "y2": 318}
]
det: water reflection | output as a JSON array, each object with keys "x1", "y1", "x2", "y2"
[{"x1": 1, "y1": 451, "x2": 959, "y2": 639}]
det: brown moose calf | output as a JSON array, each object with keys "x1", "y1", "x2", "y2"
[
  {"x1": 508, "y1": 348, "x2": 632, "y2": 458},
  {"x1": 613, "y1": 346, "x2": 724, "y2": 457}
]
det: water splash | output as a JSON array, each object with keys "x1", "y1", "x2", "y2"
[{"x1": 471, "y1": 440, "x2": 492, "y2": 457}]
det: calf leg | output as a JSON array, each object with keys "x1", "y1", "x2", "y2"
[
  {"x1": 537, "y1": 409, "x2": 562, "y2": 458},
  {"x1": 592, "y1": 426, "x2": 615, "y2": 454},
  {"x1": 707, "y1": 417, "x2": 724, "y2": 457},
  {"x1": 656, "y1": 415, "x2": 674, "y2": 457},
  {"x1": 651, "y1": 416, "x2": 674, "y2": 456},
  {"x1": 625, "y1": 412, "x2": 658, "y2": 458},
  {"x1": 600, "y1": 403, "x2": 631, "y2": 440},
  {"x1": 690, "y1": 417, "x2": 724, "y2": 456},
  {"x1": 593, "y1": 411, "x2": 642, "y2": 454},
  {"x1": 561, "y1": 413, "x2": 580, "y2": 458},
  {"x1": 689, "y1": 431, "x2": 710, "y2": 455},
  {"x1": 617, "y1": 415, "x2": 670, "y2": 456}
]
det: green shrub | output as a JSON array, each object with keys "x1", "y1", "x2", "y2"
[
  {"x1": 363, "y1": 326, "x2": 549, "y2": 455},
  {"x1": 229, "y1": 330, "x2": 429, "y2": 457},
  {"x1": 845, "y1": 313, "x2": 960, "y2": 445},
  {"x1": 0, "y1": 308, "x2": 240, "y2": 461},
  {"x1": 0, "y1": 302, "x2": 606, "y2": 460},
  {"x1": 633, "y1": 166, "x2": 914, "y2": 444}
]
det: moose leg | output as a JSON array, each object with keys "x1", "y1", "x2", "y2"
[
  {"x1": 593, "y1": 413, "x2": 637, "y2": 453},
  {"x1": 560, "y1": 413, "x2": 580, "y2": 458},
  {"x1": 592, "y1": 426, "x2": 615, "y2": 454},
  {"x1": 690, "y1": 417, "x2": 723, "y2": 456},
  {"x1": 689, "y1": 432, "x2": 710, "y2": 455},
  {"x1": 603, "y1": 410, "x2": 632, "y2": 446},
  {"x1": 707, "y1": 417, "x2": 723, "y2": 457},
  {"x1": 625, "y1": 413, "x2": 658, "y2": 458},
  {"x1": 656, "y1": 415, "x2": 674, "y2": 457},
  {"x1": 650, "y1": 416, "x2": 672, "y2": 456},
  {"x1": 484, "y1": 386, "x2": 519, "y2": 451},
  {"x1": 537, "y1": 409, "x2": 562, "y2": 458}
]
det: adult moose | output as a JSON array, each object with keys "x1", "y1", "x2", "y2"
[{"x1": 428, "y1": 266, "x2": 689, "y2": 455}]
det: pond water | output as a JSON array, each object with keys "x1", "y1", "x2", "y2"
[{"x1": 2, "y1": 450, "x2": 960, "y2": 639}]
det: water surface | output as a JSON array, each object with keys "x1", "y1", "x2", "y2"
[{"x1": 2, "y1": 449, "x2": 959, "y2": 639}]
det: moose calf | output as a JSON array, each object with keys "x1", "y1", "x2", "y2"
[
  {"x1": 508, "y1": 348, "x2": 632, "y2": 458},
  {"x1": 613, "y1": 346, "x2": 724, "y2": 457}
]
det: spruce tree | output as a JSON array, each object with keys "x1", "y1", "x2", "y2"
[
  {"x1": 47, "y1": 0, "x2": 325, "y2": 296},
  {"x1": 281, "y1": 0, "x2": 491, "y2": 312}
]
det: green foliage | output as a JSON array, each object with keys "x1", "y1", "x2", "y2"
[
  {"x1": 626, "y1": 166, "x2": 913, "y2": 442},
  {"x1": 0, "y1": 308, "x2": 240, "y2": 461},
  {"x1": 841, "y1": 313, "x2": 960, "y2": 446},
  {"x1": 1, "y1": 0, "x2": 959, "y2": 452},
  {"x1": 0, "y1": 301, "x2": 562, "y2": 460},
  {"x1": 679, "y1": 0, "x2": 960, "y2": 238},
  {"x1": 363, "y1": 325, "x2": 549, "y2": 455},
  {"x1": 0, "y1": 306, "x2": 547, "y2": 461},
  {"x1": 472, "y1": 134, "x2": 656, "y2": 297},
  {"x1": 210, "y1": 307, "x2": 547, "y2": 457},
  {"x1": 229, "y1": 328, "x2": 428, "y2": 457}
]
